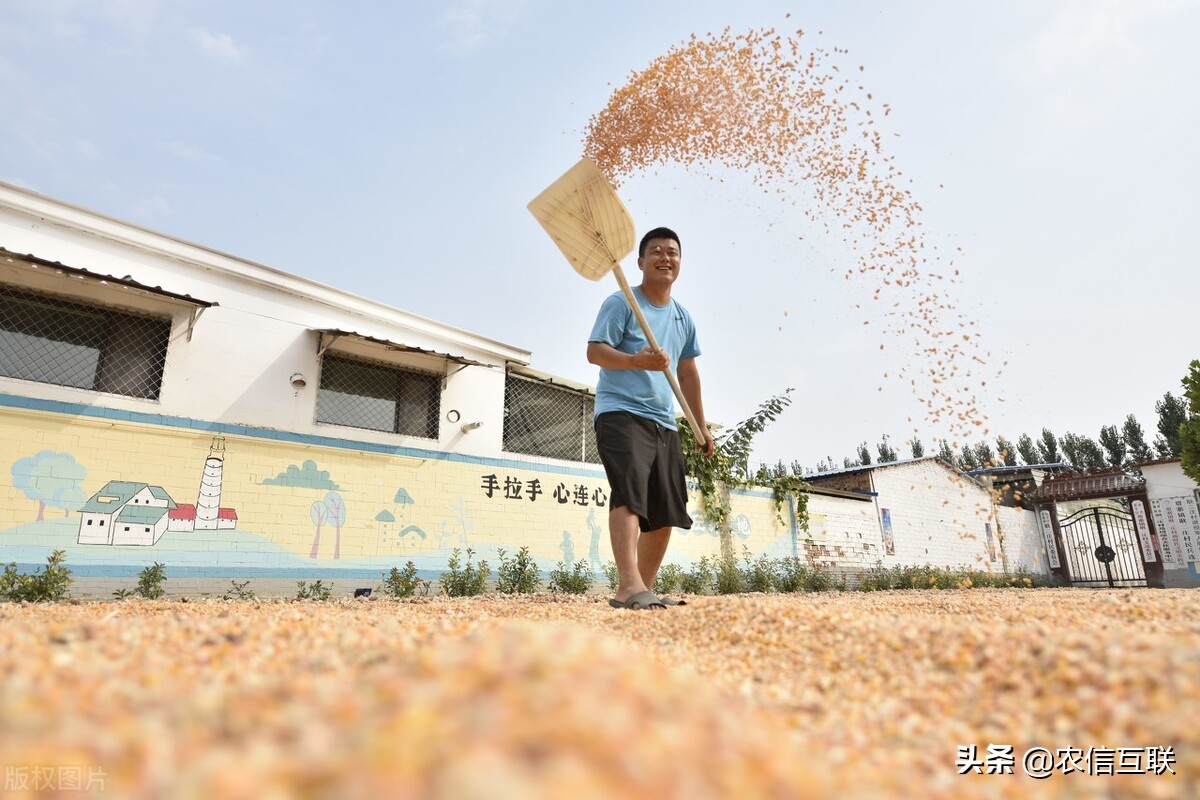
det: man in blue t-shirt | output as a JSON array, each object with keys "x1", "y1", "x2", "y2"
[{"x1": 587, "y1": 226, "x2": 715, "y2": 610}]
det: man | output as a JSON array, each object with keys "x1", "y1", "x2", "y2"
[{"x1": 587, "y1": 227, "x2": 715, "y2": 610}]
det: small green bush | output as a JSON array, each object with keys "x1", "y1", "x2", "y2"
[
  {"x1": 135, "y1": 562, "x2": 167, "y2": 599},
  {"x1": 547, "y1": 560, "x2": 594, "y2": 594},
  {"x1": 295, "y1": 580, "x2": 332, "y2": 601},
  {"x1": 653, "y1": 563, "x2": 683, "y2": 596},
  {"x1": 440, "y1": 548, "x2": 490, "y2": 597},
  {"x1": 679, "y1": 556, "x2": 714, "y2": 596},
  {"x1": 774, "y1": 556, "x2": 809, "y2": 593},
  {"x1": 741, "y1": 548, "x2": 778, "y2": 593},
  {"x1": 714, "y1": 554, "x2": 747, "y2": 595},
  {"x1": 496, "y1": 546, "x2": 540, "y2": 594},
  {"x1": 381, "y1": 562, "x2": 430, "y2": 598},
  {"x1": 1, "y1": 550, "x2": 72, "y2": 602},
  {"x1": 222, "y1": 579, "x2": 257, "y2": 601},
  {"x1": 603, "y1": 561, "x2": 619, "y2": 592}
]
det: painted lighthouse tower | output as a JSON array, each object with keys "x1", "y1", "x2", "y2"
[{"x1": 195, "y1": 436, "x2": 227, "y2": 531}]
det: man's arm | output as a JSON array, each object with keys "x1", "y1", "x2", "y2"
[
  {"x1": 587, "y1": 341, "x2": 670, "y2": 372},
  {"x1": 677, "y1": 357, "x2": 715, "y2": 457}
]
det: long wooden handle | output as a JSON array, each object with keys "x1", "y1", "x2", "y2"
[{"x1": 611, "y1": 263, "x2": 707, "y2": 444}]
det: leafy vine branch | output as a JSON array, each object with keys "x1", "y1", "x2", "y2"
[{"x1": 679, "y1": 388, "x2": 810, "y2": 549}]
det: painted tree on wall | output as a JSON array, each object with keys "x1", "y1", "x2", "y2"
[
  {"x1": 11, "y1": 451, "x2": 87, "y2": 521},
  {"x1": 325, "y1": 492, "x2": 346, "y2": 560},
  {"x1": 309, "y1": 501, "x2": 327, "y2": 559}
]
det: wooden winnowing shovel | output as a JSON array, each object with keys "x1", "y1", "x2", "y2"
[{"x1": 527, "y1": 157, "x2": 705, "y2": 442}]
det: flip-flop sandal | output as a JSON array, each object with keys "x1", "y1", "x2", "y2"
[
  {"x1": 608, "y1": 590, "x2": 666, "y2": 610},
  {"x1": 658, "y1": 596, "x2": 688, "y2": 606}
]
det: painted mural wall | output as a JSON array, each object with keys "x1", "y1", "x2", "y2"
[{"x1": 0, "y1": 398, "x2": 815, "y2": 585}]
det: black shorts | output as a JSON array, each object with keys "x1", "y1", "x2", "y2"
[{"x1": 595, "y1": 411, "x2": 693, "y2": 532}]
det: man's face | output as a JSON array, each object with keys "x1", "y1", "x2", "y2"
[{"x1": 637, "y1": 237, "x2": 681, "y2": 286}]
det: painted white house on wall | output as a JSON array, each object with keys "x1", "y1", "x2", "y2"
[{"x1": 78, "y1": 481, "x2": 176, "y2": 546}]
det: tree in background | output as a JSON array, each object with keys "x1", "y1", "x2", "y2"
[
  {"x1": 936, "y1": 439, "x2": 956, "y2": 465},
  {"x1": 1154, "y1": 392, "x2": 1187, "y2": 457},
  {"x1": 973, "y1": 441, "x2": 996, "y2": 469},
  {"x1": 1060, "y1": 432, "x2": 1105, "y2": 471},
  {"x1": 857, "y1": 442, "x2": 872, "y2": 466},
  {"x1": 1181, "y1": 360, "x2": 1200, "y2": 485},
  {"x1": 1122, "y1": 414, "x2": 1153, "y2": 467},
  {"x1": 909, "y1": 438, "x2": 925, "y2": 458},
  {"x1": 995, "y1": 436, "x2": 1017, "y2": 467},
  {"x1": 1016, "y1": 434, "x2": 1040, "y2": 465},
  {"x1": 1098, "y1": 425, "x2": 1125, "y2": 470},
  {"x1": 876, "y1": 435, "x2": 897, "y2": 463},
  {"x1": 1037, "y1": 428, "x2": 1062, "y2": 464},
  {"x1": 958, "y1": 445, "x2": 979, "y2": 471}
]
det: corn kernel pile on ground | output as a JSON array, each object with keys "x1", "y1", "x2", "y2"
[{"x1": 2, "y1": 589, "x2": 1196, "y2": 798}]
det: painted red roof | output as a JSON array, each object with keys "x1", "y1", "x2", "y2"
[
  {"x1": 169, "y1": 504, "x2": 197, "y2": 520},
  {"x1": 218, "y1": 508, "x2": 238, "y2": 520}
]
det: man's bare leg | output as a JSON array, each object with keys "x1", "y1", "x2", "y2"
[
  {"x1": 637, "y1": 527, "x2": 672, "y2": 591},
  {"x1": 610, "y1": 505, "x2": 661, "y2": 607}
]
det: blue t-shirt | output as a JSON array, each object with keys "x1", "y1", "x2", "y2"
[{"x1": 588, "y1": 288, "x2": 701, "y2": 430}]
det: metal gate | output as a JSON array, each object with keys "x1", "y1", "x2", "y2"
[{"x1": 1058, "y1": 506, "x2": 1148, "y2": 588}]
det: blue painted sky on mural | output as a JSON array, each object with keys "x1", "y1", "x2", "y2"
[{"x1": 1, "y1": 0, "x2": 1197, "y2": 469}]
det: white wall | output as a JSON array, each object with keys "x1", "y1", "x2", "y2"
[
  {"x1": 868, "y1": 460, "x2": 1000, "y2": 570},
  {"x1": 994, "y1": 505, "x2": 1050, "y2": 577},
  {"x1": 0, "y1": 183, "x2": 532, "y2": 460}
]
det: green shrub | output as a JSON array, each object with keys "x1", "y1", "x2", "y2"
[
  {"x1": 653, "y1": 563, "x2": 683, "y2": 596},
  {"x1": 774, "y1": 556, "x2": 809, "y2": 593},
  {"x1": 381, "y1": 562, "x2": 430, "y2": 598},
  {"x1": 804, "y1": 564, "x2": 833, "y2": 592},
  {"x1": 440, "y1": 548, "x2": 490, "y2": 597},
  {"x1": 1, "y1": 550, "x2": 72, "y2": 602},
  {"x1": 222, "y1": 579, "x2": 257, "y2": 601},
  {"x1": 741, "y1": 549, "x2": 778, "y2": 593},
  {"x1": 112, "y1": 587, "x2": 134, "y2": 600},
  {"x1": 135, "y1": 562, "x2": 167, "y2": 599},
  {"x1": 679, "y1": 556, "x2": 714, "y2": 596},
  {"x1": 714, "y1": 554, "x2": 747, "y2": 595},
  {"x1": 547, "y1": 560, "x2": 594, "y2": 595},
  {"x1": 602, "y1": 561, "x2": 619, "y2": 592},
  {"x1": 496, "y1": 546, "x2": 540, "y2": 594},
  {"x1": 295, "y1": 580, "x2": 332, "y2": 601}
]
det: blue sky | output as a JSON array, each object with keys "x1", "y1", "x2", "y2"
[{"x1": 2, "y1": 0, "x2": 1197, "y2": 469}]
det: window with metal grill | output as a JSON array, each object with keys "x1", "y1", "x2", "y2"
[
  {"x1": 503, "y1": 373, "x2": 600, "y2": 463},
  {"x1": 0, "y1": 284, "x2": 171, "y2": 400},
  {"x1": 316, "y1": 353, "x2": 440, "y2": 438}
]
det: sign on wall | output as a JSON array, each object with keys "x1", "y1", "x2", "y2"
[
  {"x1": 1150, "y1": 496, "x2": 1200, "y2": 567},
  {"x1": 1036, "y1": 509, "x2": 1061, "y2": 569},
  {"x1": 1130, "y1": 500, "x2": 1157, "y2": 563},
  {"x1": 880, "y1": 508, "x2": 895, "y2": 556}
]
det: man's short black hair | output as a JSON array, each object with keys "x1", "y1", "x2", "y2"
[{"x1": 638, "y1": 227, "x2": 681, "y2": 258}]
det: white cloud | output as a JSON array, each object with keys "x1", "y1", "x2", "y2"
[
  {"x1": 438, "y1": 0, "x2": 526, "y2": 55},
  {"x1": 192, "y1": 28, "x2": 243, "y2": 62},
  {"x1": 160, "y1": 141, "x2": 220, "y2": 163}
]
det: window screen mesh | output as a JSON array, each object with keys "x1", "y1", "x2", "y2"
[
  {"x1": 316, "y1": 353, "x2": 440, "y2": 438},
  {"x1": 503, "y1": 373, "x2": 599, "y2": 463},
  {"x1": 0, "y1": 284, "x2": 171, "y2": 399}
]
